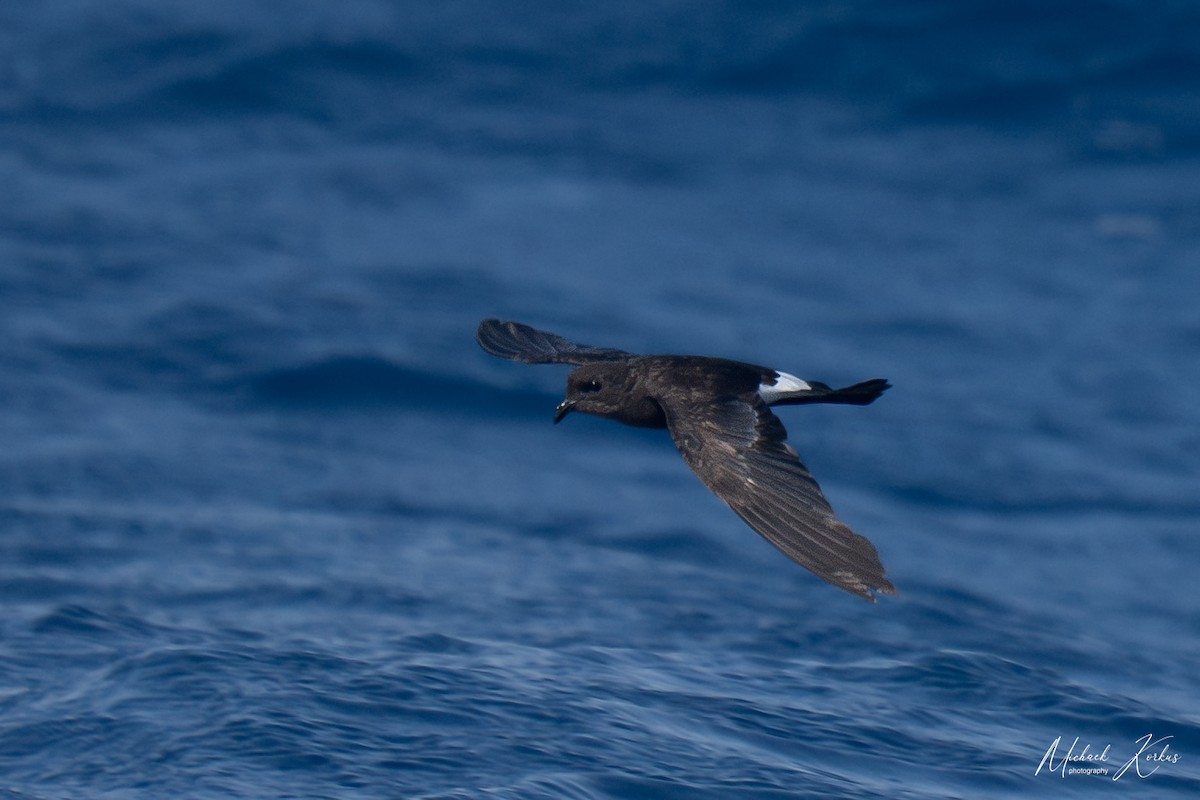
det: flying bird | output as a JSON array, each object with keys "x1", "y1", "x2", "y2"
[{"x1": 476, "y1": 319, "x2": 894, "y2": 601}]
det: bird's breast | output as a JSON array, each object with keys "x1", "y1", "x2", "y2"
[{"x1": 612, "y1": 395, "x2": 668, "y2": 428}]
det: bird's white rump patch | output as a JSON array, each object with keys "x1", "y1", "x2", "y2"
[{"x1": 758, "y1": 370, "x2": 811, "y2": 403}]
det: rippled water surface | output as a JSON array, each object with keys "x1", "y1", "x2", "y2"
[{"x1": 2, "y1": 1, "x2": 1199, "y2": 797}]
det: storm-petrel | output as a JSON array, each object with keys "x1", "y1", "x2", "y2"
[{"x1": 476, "y1": 319, "x2": 894, "y2": 601}]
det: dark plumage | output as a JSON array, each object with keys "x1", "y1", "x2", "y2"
[{"x1": 476, "y1": 319, "x2": 895, "y2": 601}]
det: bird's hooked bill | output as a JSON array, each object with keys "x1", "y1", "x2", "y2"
[{"x1": 553, "y1": 399, "x2": 575, "y2": 424}]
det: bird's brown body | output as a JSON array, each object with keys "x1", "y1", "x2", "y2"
[{"x1": 476, "y1": 318, "x2": 894, "y2": 601}]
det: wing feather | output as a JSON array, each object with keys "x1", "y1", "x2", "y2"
[
  {"x1": 663, "y1": 393, "x2": 893, "y2": 600},
  {"x1": 476, "y1": 319, "x2": 633, "y2": 365}
]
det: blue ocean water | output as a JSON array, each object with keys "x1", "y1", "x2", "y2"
[{"x1": 3, "y1": 1, "x2": 1199, "y2": 797}]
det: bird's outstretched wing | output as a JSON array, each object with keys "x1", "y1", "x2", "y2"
[
  {"x1": 663, "y1": 392, "x2": 894, "y2": 600},
  {"x1": 476, "y1": 319, "x2": 634, "y2": 365}
]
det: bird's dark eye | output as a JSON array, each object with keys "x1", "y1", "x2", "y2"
[{"x1": 581, "y1": 379, "x2": 602, "y2": 393}]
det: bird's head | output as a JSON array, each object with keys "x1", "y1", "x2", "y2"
[
  {"x1": 555, "y1": 363, "x2": 627, "y2": 423},
  {"x1": 555, "y1": 363, "x2": 665, "y2": 428}
]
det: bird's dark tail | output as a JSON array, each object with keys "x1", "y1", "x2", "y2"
[{"x1": 770, "y1": 378, "x2": 891, "y2": 406}]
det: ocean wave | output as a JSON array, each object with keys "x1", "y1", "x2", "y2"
[
  {"x1": 241, "y1": 356, "x2": 554, "y2": 415},
  {"x1": 6, "y1": 0, "x2": 1198, "y2": 144}
]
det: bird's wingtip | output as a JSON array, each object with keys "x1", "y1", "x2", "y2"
[{"x1": 834, "y1": 570, "x2": 896, "y2": 602}]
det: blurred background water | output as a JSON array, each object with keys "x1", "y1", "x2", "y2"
[{"x1": 2, "y1": 1, "x2": 1199, "y2": 797}]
